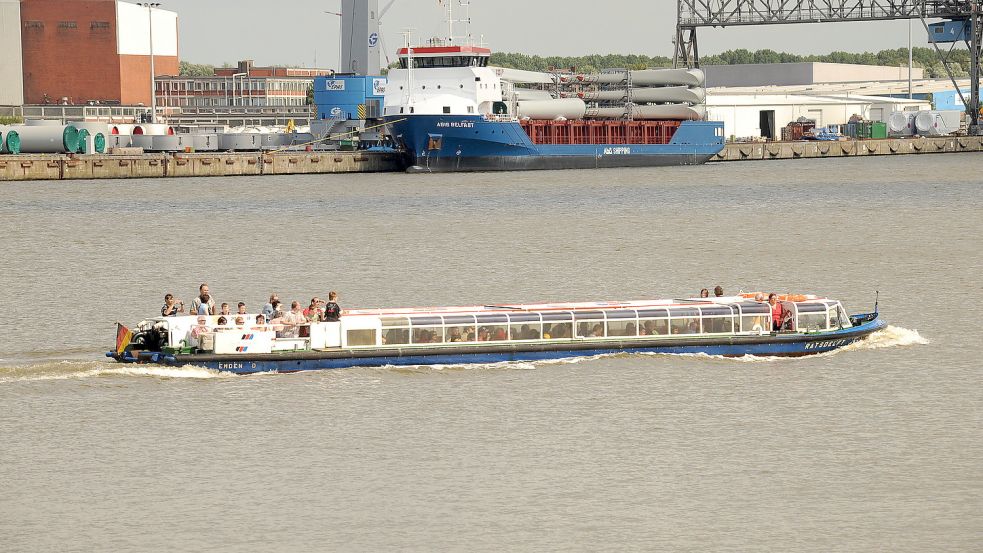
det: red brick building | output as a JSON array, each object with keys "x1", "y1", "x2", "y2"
[{"x1": 20, "y1": 0, "x2": 178, "y2": 105}]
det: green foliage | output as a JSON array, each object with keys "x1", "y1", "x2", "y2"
[
  {"x1": 179, "y1": 61, "x2": 215, "y2": 77},
  {"x1": 701, "y1": 47, "x2": 970, "y2": 78},
  {"x1": 490, "y1": 48, "x2": 970, "y2": 79},
  {"x1": 306, "y1": 84, "x2": 314, "y2": 105},
  {"x1": 0, "y1": 115, "x2": 23, "y2": 125}
]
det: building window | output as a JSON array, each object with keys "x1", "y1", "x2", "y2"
[
  {"x1": 58, "y1": 21, "x2": 78, "y2": 29},
  {"x1": 24, "y1": 21, "x2": 44, "y2": 29},
  {"x1": 90, "y1": 21, "x2": 110, "y2": 29}
]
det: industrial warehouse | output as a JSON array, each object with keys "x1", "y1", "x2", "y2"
[{"x1": 0, "y1": 0, "x2": 981, "y2": 179}]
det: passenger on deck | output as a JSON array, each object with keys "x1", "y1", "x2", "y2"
[
  {"x1": 700, "y1": 288, "x2": 710, "y2": 298},
  {"x1": 323, "y1": 291, "x2": 342, "y2": 322},
  {"x1": 190, "y1": 283, "x2": 215, "y2": 316},
  {"x1": 275, "y1": 301, "x2": 306, "y2": 338},
  {"x1": 304, "y1": 297, "x2": 323, "y2": 322},
  {"x1": 477, "y1": 327, "x2": 490, "y2": 341},
  {"x1": 216, "y1": 316, "x2": 228, "y2": 326},
  {"x1": 714, "y1": 286, "x2": 724, "y2": 297},
  {"x1": 641, "y1": 320, "x2": 655, "y2": 335},
  {"x1": 754, "y1": 292, "x2": 766, "y2": 302},
  {"x1": 270, "y1": 300, "x2": 284, "y2": 320},
  {"x1": 234, "y1": 316, "x2": 245, "y2": 327},
  {"x1": 252, "y1": 314, "x2": 271, "y2": 331},
  {"x1": 492, "y1": 328, "x2": 507, "y2": 341},
  {"x1": 262, "y1": 293, "x2": 279, "y2": 320},
  {"x1": 237, "y1": 302, "x2": 247, "y2": 315},
  {"x1": 190, "y1": 316, "x2": 209, "y2": 346},
  {"x1": 768, "y1": 293, "x2": 784, "y2": 331},
  {"x1": 219, "y1": 303, "x2": 231, "y2": 317},
  {"x1": 161, "y1": 294, "x2": 184, "y2": 317},
  {"x1": 591, "y1": 324, "x2": 604, "y2": 337},
  {"x1": 449, "y1": 328, "x2": 463, "y2": 342}
]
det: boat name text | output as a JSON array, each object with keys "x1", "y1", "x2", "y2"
[
  {"x1": 603, "y1": 147, "x2": 632, "y2": 155},
  {"x1": 804, "y1": 339, "x2": 848, "y2": 350},
  {"x1": 436, "y1": 121, "x2": 476, "y2": 128}
]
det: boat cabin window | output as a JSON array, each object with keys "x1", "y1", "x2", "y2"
[
  {"x1": 508, "y1": 312, "x2": 542, "y2": 340},
  {"x1": 413, "y1": 326, "x2": 444, "y2": 344},
  {"x1": 738, "y1": 302, "x2": 770, "y2": 333},
  {"x1": 605, "y1": 309, "x2": 638, "y2": 337},
  {"x1": 347, "y1": 329, "x2": 377, "y2": 347},
  {"x1": 794, "y1": 302, "x2": 829, "y2": 332},
  {"x1": 574, "y1": 311, "x2": 606, "y2": 338},
  {"x1": 542, "y1": 312, "x2": 573, "y2": 339},
  {"x1": 444, "y1": 314, "x2": 477, "y2": 342},
  {"x1": 669, "y1": 307, "x2": 700, "y2": 335},
  {"x1": 700, "y1": 305, "x2": 735, "y2": 334},
  {"x1": 637, "y1": 308, "x2": 669, "y2": 335}
]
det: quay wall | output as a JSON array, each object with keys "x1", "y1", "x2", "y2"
[
  {"x1": 712, "y1": 136, "x2": 983, "y2": 162},
  {"x1": 0, "y1": 151, "x2": 404, "y2": 181}
]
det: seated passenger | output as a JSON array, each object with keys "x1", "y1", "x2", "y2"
[
  {"x1": 714, "y1": 285, "x2": 724, "y2": 297},
  {"x1": 190, "y1": 316, "x2": 209, "y2": 346},
  {"x1": 262, "y1": 293, "x2": 279, "y2": 320},
  {"x1": 768, "y1": 293, "x2": 784, "y2": 331},
  {"x1": 754, "y1": 292, "x2": 766, "y2": 302},
  {"x1": 519, "y1": 324, "x2": 531, "y2": 340},
  {"x1": 529, "y1": 329, "x2": 540, "y2": 339},
  {"x1": 304, "y1": 297, "x2": 323, "y2": 322},
  {"x1": 234, "y1": 316, "x2": 246, "y2": 327},
  {"x1": 477, "y1": 327, "x2": 490, "y2": 341},
  {"x1": 492, "y1": 328, "x2": 507, "y2": 341},
  {"x1": 216, "y1": 316, "x2": 228, "y2": 326},
  {"x1": 161, "y1": 294, "x2": 184, "y2": 317},
  {"x1": 687, "y1": 320, "x2": 700, "y2": 333},
  {"x1": 641, "y1": 321, "x2": 655, "y2": 336},
  {"x1": 700, "y1": 288, "x2": 710, "y2": 298},
  {"x1": 625, "y1": 323, "x2": 637, "y2": 336},
  {"x1": 252, "y1": 314, "x2": 270, "y2": 331},
  {"x1": 591, "y1": 324, "x2": 604, "y2": 337},
  {"x1": 449, "y1": 328, "x2": 463, "y2": 342}
]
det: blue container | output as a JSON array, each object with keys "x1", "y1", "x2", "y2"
[
  {"x1": 928, "y1": 20, "x2": 970, "y2": 43},
  {"x1": 314, "y1": 76, "x2": 387, "y2": 120}
]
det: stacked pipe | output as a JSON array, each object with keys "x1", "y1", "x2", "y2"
[{"x1": 517, "y1": 68, "x2": 707, "y2": 122}]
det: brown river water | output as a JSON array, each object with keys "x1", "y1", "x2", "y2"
[{"x1": 1, "y1": 154, "x2": 980, "y2": 551}]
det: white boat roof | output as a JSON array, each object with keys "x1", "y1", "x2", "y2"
[{"x1": 343, "y1": 294, "x2": 829, "y2": 318}]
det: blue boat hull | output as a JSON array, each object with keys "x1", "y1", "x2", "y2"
[
  {"x1": 111, "y1": 317, "x2": 886, "y2": 375},
  {"x1": 387, "y1": 115, "x2": 725, "y2": 172}
]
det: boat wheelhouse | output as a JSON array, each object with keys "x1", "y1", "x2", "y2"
[{"x1": 109, "y1": 293, "x2": 885, "y2": 374}]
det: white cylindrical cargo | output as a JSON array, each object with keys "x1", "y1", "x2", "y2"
[
  {"x1": 585, "y1": 104, "x2": 706, "y2": 121},
  {"x1": 15, "y1": 124, "x2": 81, "y2": 153},
  {"x1": 111, "y1": 124, "x2": 136, "y2": 136},
  {"x1": 192, "y1": 134, "x2": 219, "y2": 151},
  {"x1": 574, "y1": 68, "x2": 706, "y2": 87},
  {"x1": 887, "y1": 112, "x2": 914, "y2": 135},
  {"x1": 107, "y1": 133, "x2": 133, "y2": 148},
  {"x1": 915, "y1": 110, "x2": 961, "y2": 136},
  {"x1": 132, "y1": 123, "x2": 174, "y2": 136},
  {"x1": 70, "y1": 121, "x2": 111, "y2": 138},
  {"x1": 517, "y1": 98, "x2": 587, "y2": 120},
  {"x1": 579, "y1": 86, "x2": 706, "y2": 104},
  {"x1": 218, "y1": 133, "x2": 262, "y2": 151},
  {"x1": 24, "y1": 119, "x2": 64, "y2": 126},
  {"x1": 515, "y1": 89, "x2": 554, "y2": 101}
]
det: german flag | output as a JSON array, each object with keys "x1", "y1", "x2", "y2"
[{"x1": 116, "y1": 323, "x2": 133, "y2": 354}]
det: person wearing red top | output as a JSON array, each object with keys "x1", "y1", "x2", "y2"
[{"x1": 768, "y1": 293, "x2": 784, "y2": 331}]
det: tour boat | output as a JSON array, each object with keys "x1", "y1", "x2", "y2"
[{"x1": 108, "y1": 293, "x2": 885, "y2": 375}]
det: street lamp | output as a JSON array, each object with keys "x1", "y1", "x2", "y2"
[
  {"x1": 138, "y1": 3, "x2": 161, "y2": 123},
  {"x1": 325, "y1": 11, "x2": 342, "y2": 70}
]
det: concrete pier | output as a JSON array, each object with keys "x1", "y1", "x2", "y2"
[
  {"x1": 0, "y1": 150, "x2": 404, "y2": 181},
  {"x1": 711, "y1": 135, "x2": 983, "y2": 162}
]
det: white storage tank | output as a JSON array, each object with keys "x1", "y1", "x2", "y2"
[
  {"x1": 914, "y1": 110, "x2": 962, "y2": 136},
  {"x1": 887, "y1": 111, "x2": 915, "y2": 136}
]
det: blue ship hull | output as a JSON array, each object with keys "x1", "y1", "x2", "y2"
[
  {"x1": 111, "y1": 317, "x2": 885, "y2": 375},
  {"x1": 387, "y1": 115, "x2": 725, "y2": 172}
]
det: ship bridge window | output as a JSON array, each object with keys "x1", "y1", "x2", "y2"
[
  {"x1": 669, "y1": 307, "x2": 701, "y2": 334},
  {"x1": 794, "y1": 302, "x2": 828, "y2": 332}
]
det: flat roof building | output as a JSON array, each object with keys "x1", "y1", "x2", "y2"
[
  {"x1": 20, "y1": 0, "x2": 178, "y2": 106},
  {"x1": 704, "y1": 62, "x2": 924, "y2": 88}
]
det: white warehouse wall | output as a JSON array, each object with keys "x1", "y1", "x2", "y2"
[
  {"x1": 0, "y1": 0, "x2": 24, "y2": 105},
  {"x1": 116, "y1": 1, "x2": 178, "y2": 57}
]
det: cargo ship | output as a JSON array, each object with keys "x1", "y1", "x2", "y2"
[{"x1": 383, "y1": 32, "x2": 724, "y2": 172}]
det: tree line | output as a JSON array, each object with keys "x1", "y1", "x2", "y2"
[
  {"x1": 489, "y1": 48, "x2": 970, "y2": 78},
  {"x1": 182, "y1": 47, "x2": 970, "y2": 79}
]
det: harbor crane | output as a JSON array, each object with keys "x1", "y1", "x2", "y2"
[{"x1": 673, "y1": 0, "x2": 983, "y2": 134}]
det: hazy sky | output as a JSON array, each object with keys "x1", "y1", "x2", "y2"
[{"x1": 163, "y1": 0, "x2": 931, "y2": 68}]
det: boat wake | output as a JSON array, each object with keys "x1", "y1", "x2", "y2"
[
  {"x1": 840, "y1": 325, "x2": 928, "y2": 350},
  {"x1": 0, "y1": 360, "x2": 233, "y2": 384}
]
